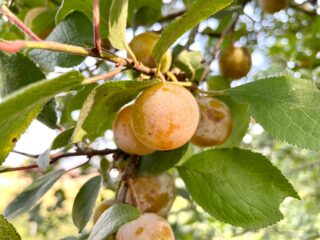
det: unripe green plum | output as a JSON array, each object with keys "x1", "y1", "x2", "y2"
[
  {"x1": 192, "y1": 97, "x2": 232, "y2": 147},
  {"x1": 131, "y1": 83, "x2": 200, "y2": 150},
  {"x1": 219, "y1": 46, "x2": 252, "y2": 80},
  {"x1": 126, "y1": 173, "x2": 175, "y2": 216},
  {"x1": 92, "y1": 199, "x2": 113, "y2": 224},
  {"x1": 129, "y1": 32, "x2": 172, "y2": 72},
  {"x1": 113, "y1": 105, "x2": 155, "y2": 155},
  {"x1": 259, "y1": 0, "x2": 288, "y2": 13},
  {"x1": 116, "y1": 213, "x2": 175, "y2": 240}
]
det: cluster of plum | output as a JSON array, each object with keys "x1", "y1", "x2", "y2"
[
  {"x1": 92, "y1": 1, "x2": 288, "y2": 238},
  {"x1": 92, "y1": 32, "x2": 246, "y2": 240},
  {"x1": 93, "y1": 173, "x2": 176, "y2": 239}
]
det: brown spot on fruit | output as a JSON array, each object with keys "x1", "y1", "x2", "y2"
[
  {"x1": 192, "y1": 97, "x2": 233, "y2": 147},
  {"x1": 135, "y1": 227, "x2": 144, "y2": 236},
  {"x1": 126, "y1": 173, "x2": 175, "y2": 217},
  {"x1": 116, "y1": 213, "x2": 175, "y2": 240}
]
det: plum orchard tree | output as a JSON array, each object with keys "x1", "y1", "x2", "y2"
[{"x1": 0, "y1": 0, "x2": 319, "y2": 239}]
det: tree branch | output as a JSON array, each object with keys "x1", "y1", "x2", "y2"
[
  {"x1": 158, "y1": 9, "x2": 186, "y2": 23},
  {"x1": 93, "y1": 0, "x2": 102, "y2": 55},
  {"x1": 200, "y1": 13, "x2": 240, "y2": 83},
  {"x1": 12, "y1": 150, "x2": 39, "y2": 158},
  {"x1": 0, "y1": 5, "x2": 42, "y2": 41},
  {"x1": 0, "y1": 40, "x2": 168, "y2": 81},
  {"x1": 115, "y1": 155, "x2": 139, "y2": 204},
  {"x1": 184, "y1": 24, "x2": 199, "y2": 51},
  {"x1": 0, "y1": 148, "x2": 122, "y2": 174},
  {"x1": 83, "y1": 63, "x2": 125, "y2": 84}
]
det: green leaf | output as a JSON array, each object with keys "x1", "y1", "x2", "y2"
[
  {"x1": 0, "y1": 52, "x2": 45, "y2": 97},
  {"x1": 152, "y1": 0, "x2": 233, "y2": 63},
  {"x1": 58, "y1": 84, "x2": 98, "y2": 128},
  {"x1": 174, "y1": 50, "x2": 202, "y2": 80},
  {"x1": 37, "y1": 149, "x2": 51, "y2": 170},
  {"x1": 227, "y1": 76, "x2": 320, "y2": 150},
  {"x1": 56, "y1": 0, "x2": 110, "y2": 37},
  {"x1": 220, "y1": 97, "x2": 249, "y2": 147},
  {"x1": 138, "y1": 144, "x2": 189, "y2": 175},
  {"x1": 4, "y1": 170, "x2": 65, "y2": 219},
  {"x1": 72, "y1": 80, "x2": 159, "y2": 142},
  {"x1": 108, "y1": 0, "x2": 131, "y2": 54},
  {"x1": 178, "y1": 148, "x2": 300, "y2": 228},
  {"x1": 0, "y1": 52, "x2": 59, "y2": 129},
  {"x1": 52, "y1": 127, "x2": 75, "y2": 150},
  {"x1": 128, "y1": 0, "x2": 162, "y2": 27},
  {"x1": 207, "y1": 75, "x2": 231, "y2": 91},
  {"x1": 100, "y1": 158, "x2": 110, "y2": 182},
  {"x1": 72, "y1": 176, "x2": 101, "y2": 232},
  {"x1": 37, "y1": 100, "x2": 59, "y2": 129},
  {"x1": 0, "y1": 215, "x2": 21, "y2": 240},
  {"x1": 29, "y1": 12, "x2": 93, "y2": 72},
  {"x1": 88, "y1": 204, "x2": 140, "y2": 240},
  {"x1": 0, "y1": 71, "x2": 84, "y2": 165},
  {"x1": 56, "y1": 0, "x2": 92, "y2": 23}
]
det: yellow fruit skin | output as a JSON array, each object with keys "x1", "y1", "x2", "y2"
[
  {"x1": 113, "y1": 105, "x2": 155, "y2": 155},
  {"x1": 129, "y1": 32, "x2": 172, "y2": 72},
  {"x1": 259, "y1": 0, "x2": 288, "y2": 13},
  {"x1": 116, "y1": 213, "x2": 175, "y2": 240},
  {"x1": 131, "y1": 83, "x2": 200, "y2": 151},
  {"x1": 219, "y1": 47, "x2": 252, "y2": 80},
  {"x1": 92, "y1": 200, "x2": 113, "y2": 224},
  {"x1": 126, "y1": 173, "x2": 175, "y2": 216},
  {"x1": 191, "y1": 97, "x2": 232, "y2": 147}
]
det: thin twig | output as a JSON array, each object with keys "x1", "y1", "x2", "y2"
[
  {"x1": 93, "y1": 0, "x2": 102, "y2": 55},
  {"x1": 158, "y1": 9, "x2": 186, "y2": 23},
  {"x1": 200, "y1": 13, "x2": 240, "y2": 83},
  {"x1": 0, "y1": 5, "x2": 42, "y2": 41},
  {"x1": 184, "y1": 24, "x2": 199, "y2": 51},
  {"x1": 12, "y1": 150, "x2": 39, "y2": 158},
  {"x1": 83, "y1": 63, "x2": 125, "y2": 84},
  {"x1": 128, "y1": 178, "x2": 142, "y2": 211},
  {"x1": 196, "y1": 88, "x2": 227, "y2": 96},
  {"x1": 0, "y1": 40, "x2": 167, "y2": 81},
  {"x1": 0, "y1": 149, "x2": 122, "y2": 173},
  {"x1": 115, "y1": 155, "x2": 139, "y2": 204}
]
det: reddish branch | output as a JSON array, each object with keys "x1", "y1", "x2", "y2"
[
  {"x1": 0, "y1": 5, "x2": 42, "y2": 41},
  {"x1": 0, "y1": 40, "x2": 167, "y2": 82},
  {"x1": 0, "y1": 148, "x2": 122, "y2": 173},
  {"x1": 84, "y1": 63, "x2": 125, "y2": 84},
  {"x1": 93, "y1": 0, "x2": 102, "y2": 55}
]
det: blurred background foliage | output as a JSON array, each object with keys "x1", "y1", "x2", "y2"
[{"x1": 1, "y1": 0, "x2": 320, "y2": 239}]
